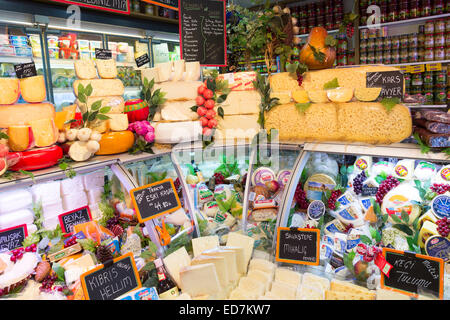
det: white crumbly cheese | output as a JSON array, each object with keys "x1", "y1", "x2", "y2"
[
  {"x1": 229, "y1": 287, "x2": 257, "y2": 300},
  {"x1": 275, "y1": 267, "x2": 302, "y2": 289},
  {"x1": 82, "y1": 170, "x2": 105, "y2": 190},
  {"x1": 41, "y1": 201, "x2": 64, "y2": 220},
  {"x1": 226, "y1": 232, "x2": 255, "y2": 267},
  {"x1": 62, "y1": 192, "x2": 88, "y2": 212},
  {"x1": 0, "y1": 209, "x2": 34, "y2": 230},
  {"x1": 153, "y1": 81, "x2": 203, "y2": 101},
  {"x1": 155, "y1": 61, "x2": 173, "y2": 82},
  {"x1": 160, "y1": 100, "x2": 198, "y2": 121},
  {"x1": 215, "y1": 114, "x2": 261, "y2": 142},
  {"x1": 248, "y1": 258, "x2": 275, "y2": 276},
  {"x1": 163, "y1": 246, "x2": 191, "y2": 288},
  {"x1": 0, "y1": 188, "x2": 32, "y2": 215},
  {"x1": 60, "y1": 175, "x2": 84, "y2": 196},
  {"x1": 86, "y1": 187, "x2": 103, "y2": 205},
  {"x1": 296, "y1": 284, "x2": 325, "y2": 300},
  {"x1": 238, "y1": 277, "x2": 265, "y2": 298},
  {"x1": 180, "y1": 263, "x2": 222, "y2": 299},
  {"x1": 141, "y1": 67, "x2": 160, "y2": 83},
  {"x1": 222, "y1": 246, "x2": 246, "y2": 275},
  {"x1": 191, "y1": 254, "x2": 229, "y2": 288},
  {"x1": 247, "y1": 269, "x2": 272, "y2": 292},
  {"x1": 270, "y1": 281, "x2": 297, "y2": 300},
  {"x1": 192, "y1": 236, "x2": 220, "y2": 257},
  {"x1": 172, "y1": 60, "x2": 185, "y2": 82},
  {"x1": 31, "y1": 181, "x2": 61, "y2": 205},
  {"x1": 184, "y1": 62, "x2": 200, "y2": 81},
  {"x1": 153, "y1": 121, "x2": 202, "y2": 144},
  {"x1": 218, "y1": 90, "x2": 261, "y2": 115}
]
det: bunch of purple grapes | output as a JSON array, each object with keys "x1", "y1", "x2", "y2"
[
  {"x1": 294, "y1": 183, "x2": 308, "y2": 209},
  {"x1": 352, "y1": 171, "x2": 367, "y2": 195},
  {"x1": 40, "y1": 274, "x2": 57, "y2": 292},
  {"x1": 437, "y1": 217, "x2": 450, "y2": 237},
  {"x1": 375, "y1": 176, "x2": 400, "y2": 204}
]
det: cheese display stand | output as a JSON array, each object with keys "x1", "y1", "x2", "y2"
[{"x1": 0, "y1": 0, "x2": 449, "y2": 305}]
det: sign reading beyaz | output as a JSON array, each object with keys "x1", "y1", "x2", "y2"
[
  {"x1": 58, "y1": 206, "x2": 92, "y2": 234},
  {"x1": 48, "y1": 0, "x2": 130, "y2": 14}
]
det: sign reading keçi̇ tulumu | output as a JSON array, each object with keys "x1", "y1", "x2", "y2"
[
  {"x1": 48, "y1": 0, "x2": 130, "y2": 14},
  {"x1": 179, "y1": 0, "x2": 227, "y2": 66},
  {"x1": 130, "y1": 178, "x2": 181, "y2": 223},
  {"x1": 276, "y1": 227, "x2": 320, "y2": 265}
]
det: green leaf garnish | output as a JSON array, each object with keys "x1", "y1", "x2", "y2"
[
  {"x1": 323, "y1": 78, "x2": 339, "y2": 90},
  {"x1": 91, "y1": 100, "x2": 102, "y2": 111},
  {"x1": 0, "y1": 132, "x2": 9, "y2": 140},
  {"x1": 218, "y1": 106, "x2": 225, "y2": 119},
  {"x1": 413, "y1": 133, "x2": 431, "y2": 154},
  {"x1": 380, "y1": 97, "x2": 400, "y2": 112},
  {"x1": 295, "y1": 102, "x2": 311, "y2": 114},
  {"x1": 96, "y1": 114, "x2": 110, "y2": 121},
  {"x1": 18, "y1": 170, "x2": 35, "y2": 183}
]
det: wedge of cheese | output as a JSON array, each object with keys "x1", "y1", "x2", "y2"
[
  {"x1": 172, "y1": 59, "x2": 185, "y2": 82},
  {"x1": 155, "y1": 61, "x2": 173, "y2": 82},
  {"x1": 354, "y1": 87, "x2": 382, "y2": 102},
  {"x1": 107, "y1": 114, "x2": 129, "y2": 132},
  {"x1": 55, "y1": 105, "x2": 77, "y2": 131},
  {"x1": 76, "y1": 96, "x2": 125, "y2": 114},
  {"x1": 0, "y1": 78, "x2": 20, "y2": 104},
  {"x1": 248, "y1": 258, "x2": 275, "y2": 276},
  {"x1": 327, "y1": 87, "x2": 354, "y2": 102},
  {"x1": 74, "y1": 60, "x2": 97, "y2": 79},
  {"x1": 226, "y1": 232, "x2": 255, "y2": 267},
  {"x1": 7, "y1": 126, "x2": 33, "y2": 152},
  {"x1": 162, "y1": 246, "x2": 191, "y2": 288},
  {"x1": 202, "y1": 247, "x2": 239, "y2": 284},
  {"x1": 192, "y1": 236, "x2": 220, "y2": 257},
  {"x1": 307, "y1": 90, "x2": 329, "y2": 103},
  {"x1": 153, "y1": 81, "x2": 203, "y2": 101},
  {"x1": 296, "y1": 284, "x2": 325, "y2": 300},
  {"x1": 222, "y1": 246, "x2": 246, "y2": 275},
  {"x1": 274, "y1": 267, "x2": 302, "y2": 289},
  {"x1": 238, "y1": 277, "x2": 265, "y2": 297},
  {"x1": 95, "y1": 59, "x2": 117, "y2": 79},
  {"x1": 180, "y1": 263, "x2": 222, "y2": 299},
  {"x1": 20, "y1": 75, "x2": 46, "y2": 103},
  {"x1": 184, "y1": 62, "x2": 200, "y2": 81},
  {"x1": 325, "y1": 289, "x2": 375, "y2": 300},
  {"x1": 29, "y1": 118, "x2": 58, "y2": 147},
  {"x1": 247, "y1": 269, "x2": 272, "y2": 292},
  {"x1": 302, "y1": 273, "x2": 330, "y2": 291},
  {"x1": 270, "y1": 281, "x2": 296, "y2": 300},
  {"x1": 160, "y1": 100, "x2": 198, "y2": 121},
  {"x1": 73, "y1": 79, "x2": 124, "y2": 97},
  {"x1": 191, "y1": 254, "x2": 229, "y2": 289},
  {"x1": 218, "y1": 90, "x2": 261, "y2": 115},
  {"x1": 141, "y1": 67, "x2": 160, "y2": 83}
]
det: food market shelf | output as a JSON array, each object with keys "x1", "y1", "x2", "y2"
[
  {"x1": 0, "y1": 55, "x2": 33, "y2": 63},
  {"x1": 35, "y1": 59, "x2": 138, "y2": 69},
  {"x1": 295, "y1": 29, "x2": 338, "y2": 38},
  {"x1": 359, "y1": 13, "x2": 450, "y2": 29},
  {"x1": 389, "y1": 60, "x2": 450, "y2": 67},
  {"x1": 407, "y1": 104, "x2": 448, "y2": 109}
]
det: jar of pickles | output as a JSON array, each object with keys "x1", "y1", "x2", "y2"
[
  {"x1": 360, "y1": 52, "x2": 367, "y2": 64},
  {"x1": 423, "y1": 71, "x2": 434, "y2": 89},
  {"x1": 434, "y1": 46, "x2": 445, "y2": 60},
  {"x1": 434, "y1": 69, "x2": 447, "y2": 88},
  {"x1": 408, "y1": 33, "x2": 418, "y2": 48},
  {"x1": 360, "y1": 39, "x2": 368, "y2": 52},
  {"x1": 409, "y1": 47, "x2": 419, "y2": 62},
  {"x1": 400, "y1": 34, "x2": 409, "y2": 47},
  {"x1": 434, "y1": 89, "x2": 447, "y2": 105},
  {"x1": 409, "y1": 0, "x2": 420, "y2": 18},
  {"x1": 424, "y1": 20, "x2": 435, "y2": 34},
  {"x1": 391, "y1": 49, "x2": 400, "y2": 64},
  {"x1": 367, "y1": 51, "x2": 375, "y2": 64},
  {"x1": 375, "y1": 52, "x2": 383, "y2": 64},
  {"x1": 424, "y1": 33, "x2": 434, "y2": 47},
  {"x1": 367, "y1": 38, "x2": 375, "y2": 51},
  {"x1": 432, "y1": 0, "x2": 444, "y2": 15},
  {"x1": 424, "y1": 91, "x2": 434, "y2": 104},
  {"x1": 421, "y1": 0, "x2": 432, "y2": 17},
  {"x1": 434, "y1": 33, "x2": 445, "y2": 47},
  {"x1": 398, "y1": 1, "x2": 409, "y2": 20},
  {"x1": 375, "y1": 37, "x2": 384, "y2": 51},
  {"x1": 400, "y1": 48, "x2": 409, "y2": 63},
  {"x1": 424, "y1": 47, "x2": 434, "y2": 61},
  {"x1": 418, "y1": 47, "x2": 425, "y2": 61},
  {"x1": 435, "y1": 19, "x2": 446, "y2": 33},
  {"x1": 383, "y1": 50, "x2": 391, "y2": 64},
  {"x1": 391, "y1": 36, "x2": 400, "y2": 49},
  {"x1": 383, "y1": 36, "x2": 392, "y2": 50}
]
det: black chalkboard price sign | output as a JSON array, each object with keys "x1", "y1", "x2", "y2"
[
  {"x1": 135, "y1": 53, "x2": 150, "y2": 68},
  {"x1": 0, "y1": 224, "x2": 28, "y2": 251},
  {"x1": 95, "y1": 48, "x2": 112, "y2": 60},
  {"x1": 14, "y1": 62, "x2": 37, "y2": 79},
  {"x1": 130, "y1": 178, "x2": 182, "y2": 223},
  {"x1": 381, "y1": 248, "x2": 444, "y2": 300},
  {"x1": 179, "y1": 0, "x2": 227, "y2": 66},
  {"x1": 276, "y1": 227, "x2": 320, "y2": 266},
  {"x1": 80, "y1": 253, "x2": 141, "y2": 300},
  {"x1": 366, "y1": 70, "x2": 404, "y2": 99},
  {"x1": 58, "y1": 206, "x2": 92, "y2": 234},
  {"x1": 48, "y1": 0, "x2": 130, "y2": 14}
]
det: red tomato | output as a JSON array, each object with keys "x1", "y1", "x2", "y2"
[
  {"x1": 200, "y1": 117, "x2": 209, "y2": 127},
  {"x1": 202, "y1": 127, "x2": 212, "y2": 136},
  {"x1": 203, "y1": 89, "x2": 214, "y2": 100},
  {"x1": 205, "y1": 109, "x2": 216, "y2": 120},
  {"x1": 196, "y1": 95, "x2": 205, "y2": 106},
  {"x1": 204, "y1": 99, "x2": 215, "y2": 109},
  {"x1": 197, "y1": 106, "x2": 207, "y2": 117},
  {"x1": 197, "y1": 85, "x2": 206, "y2": 95},
  {"x1": 207, "y1": 119, "x2": 218, "y2": 128}
]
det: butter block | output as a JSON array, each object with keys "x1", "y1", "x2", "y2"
[
  {"x1": 202, "y1": 248, "x2": 239, "y2": 284},
  {"x1": 222, "y1": 246, "x2": 246, "y2": 275}
]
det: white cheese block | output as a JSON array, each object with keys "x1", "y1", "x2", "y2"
[
  {"x1": 248, "y1": 258, "x2": 275, "y2": 276},
  {"x1": 202, "y1": 248, "x2": 239, "y2": 284},
  {"x1": 141, "y1": 67, "x2": 160, "y2": 83},
  {"x1": 77, "y1": 96, "x2": 125, "y2": 114},
  {"x1": 215, "y1": 114, "x2": 261, "y2": 142},
  {"x1": 107, "y1": 114, "x2": 129, "y2": 132},
  {"x1": 82, "y1": 170, "x2": 105, "y2": 190},
  {"x1": 218, "y1": 90, "x2": 261, "y2": 115},
  {"x1": 0, "y1": 209, "x2": 34, "y2": 229},
  {"x1": 62, "y1": 192, "x2": 88, "y2": 212},
  {"x1": 247, "y1": 269, "x2": 272, "y2": 292},
  {"x1": 238, "y1": 277, "x2": 265, "y2": 297},
  {"x1": 302, "y1": 273, "x2": 330, "y2": 291},
  {"x1": 153, "y1": 121, "x2": 202, "y2": 144},
  {"x1": 86, "y1": 187, "x2": 103, "y2": 205},
  {"x1": 73, "y1": 79, "x2": 124, "y2": 97},
  {"x1": 43, "y1": 216, "x2": 59, "y2": 230},
  {"x1": 376, "y1": 288, "x2": 410, "y2": 300},
  {"x1": 275, "y1": 268, "x2": 302, "y2": 289},
  {"x1": 160, "y1": 100, "x2": 198, "y2": 121},
  {"x1": 172, "y1": 60, "x2": 185, "y2": 82},
  {"x1": 259, "y1": 291, "x2": 281, "y2": 300},
  {"x1": 296, "y1": 284, "x2": 324, "y2": 300},
  {"x1": 89, "y1": 202, "x2": 102, "y2": 220},
  {"x1": 252, "y1": 250, "x2": 270, "y2": 261},
  {"x1": 163, "y1": 246, "x2": 191, "y2": 288},
  {"x1": 270, "y1": 281, "x2": 296, "y2": 300},
  {"x1": 31, "y1": 181, "x2": 61, "y2": 205},
  {"x1": 222, "y1": 246, "x2": 246, "y2": 275},
  {"x1": 184, "y1": 62, "x2": 200, "y2": 81},
  {"x1": 229, "y1": 287, "x2": 257, "y2": 300},
  {"x1": 180, "y1": 263, "x2": 222, "y2": 299},
  {"x1": 226, "y1": 232, "x2": 255, "y2": 268},
  {"x1": 192, "y1": 236, "x2": 220, "y2": 257},
  {"x1": 191, "y1": 254, "x2": 229, "y2": 288},
  {"x1": 153, "y1": 81, "x2": 203, "y2": 101},
  {"x1": 0, "y1": 188, "x2": 32, "y2": 215},
  {"x1": 95, "y1": 59, "x2": 117, "y2": 79},
  {"x1": 60, "y1": 175, "x2": 84, "y2": 196},
  {"x1": 155, "y1": 61, "x2": 173, "y2": 82},
  {"x1": 42, "y1": 200, "x2": 64, "y2": 220}
]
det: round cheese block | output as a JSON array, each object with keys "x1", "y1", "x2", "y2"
[
  {"x1": 124, "y1": 99, "x2": 149, "y2": 123},
  {"x1": 251, "y1": 167, "x2": 275, "y2": 186},
  {"x1": 425, "y1": 235, "x2": 450, "y2": 261},
  {"x1": 430, "y1": 194, "x2": 450, "y2": 219},
  {"x1": 304, "y1": 173, "x2": 336, "y2": 201},
  {"x1": 7, "y1": 145, "x2": 63, "y2": 171},
  {"x1": 95, "y1": 131, "x2": 135, "y2": 155},
  {"x1": 381, "y1": 184, "x2": 422, "y2": 225},
  {"x1": 434, "y1": 165, "x2": 450, "y2": 185},
  {"x1": 276, "y1": 169, "x2": 292, "y2": 187}
]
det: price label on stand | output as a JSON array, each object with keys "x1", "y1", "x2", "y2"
[
  {"x1": 95, "y1": 49, "x2": 112, "y2": 60},
  {"x1": 409, "y1": 64, "x2": 425, "y2": 74},
  {"x1": 130, "y1": 178, "x2": 181, "y2": 223},
  {"x1": 80, "y1": 253, "x2": 141, "y2": 300},
  {"x1": 14, "y1": 62, "x2": 37, "y2": 79},
  {"x1": 135, "y1": 53, "x2": 150, "y2": 68},
  {"x1": 58, "y1": 206, "x2": 92, "y2": 234},
  {"x1": 426, "y1": 63, "x2": 442, "y2": 72},
  {"x1": 381, "y1": 248, "x2": 444, "y2": 300},
  {"x1": 0, "y1": 224, "x2": 28, "y2": 251},
  {"x1": 275, "y1": 227, "x2": 320, "y2": 266}
]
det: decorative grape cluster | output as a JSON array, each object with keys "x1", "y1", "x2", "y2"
[
  {"x1": 39, "y1": 273, "x2": 58, "y2": 292},
  {"x1": 213, "y1": 172, "x2": 225, "y2": 185},
  {"x1": 431, "y1": 183, "x2": 450, "y2": 195},
  {"x1": 375, "y1": 176, "x2": 400, "y2": 204},
  {"x1": 327, "y1": 190, "x2": 342, "y2": 210},
  {"x1": 25, "y1": 244, "x2": 37, "y2": 253},
  {"x1": 10, "y1": 247, "x2": 25, "y2": 262},
  {"x1": 437, "y1": 217, "x2": 450, "y2": 237},
  {"x1": 353, "y1": 171, "x2": 367, "y2": 195},
  {"x1": 294, "y1": 183, "x2": 308, "y2": 209},
  {"x1": 296, "y1": 73, "x2": 303, "y2": 86},
  {"x1": 106, "y1": 216, "x2": 120, "y2": 230},
  {"x1": 174, "y1": 178, "x2": 181, "y2": 193},
  {"x1": 346, "y1": 23, "x2": 354, "y2": 39},
  {"x1": 64, "y1": 236, "x2": 77, "y2": 248}
]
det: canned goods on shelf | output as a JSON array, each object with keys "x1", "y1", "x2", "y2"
[
  {"x1": 408, "y1": 33, "x2": 418, "y2": 48},
  {"x1": 391, "y1": 50, "x2": 400, "y2": 64},
  {"x1": 423, "y1": 71, "x2": 434, "y2": 85},
  {"x1": 360, "y1": 28, "x2": 369, "y2": 40},
  {"x1": 424, "y1": 34, "x2": 434, "y2": 47},
  {"x1": 434, "y1": 33, "x2": 445, "y2": 47},
  {"x1": 424, "y1": 91, "x2": 434, "y2": 104},
  {"x1": 391, "y1": 36, "x2": 400, "y2": 49},
  {"x1": 434, "y1": 46, "x2": 445, "y2": 60},
  {"x1": 435, "y1": 19, "x2": 446, "y2": 33},
  {"x1": 445, "y1": 46, "x2": 450, "y2": 60},
  {"x1": 446, "y1": 19, "x2": 450, "y2": 33},
  {"x1": 424, "y1": 20, "x2": 435, "y2": 34},
  {"x1": 434, "y1": 90, "x2": 447, "y2": 104},
  {"x1": 424, "y1": 47, "x2": 434, "y2": 61}
]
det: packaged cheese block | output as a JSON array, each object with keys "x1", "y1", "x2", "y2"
[
  {"x1": 155, "y1": 61, "x2": 173, "y2": 82},
  {"x1": 354, "y1": 87, "x2": 382, "y2": 102},
  {"x1": 202, "y1": 248, "x2": 239, "y2": 284},
  {"x1": 95, "y1": 131, "x2": 134, "y2": 155},
  {"x1": 302, "y1": 273, "x2": 330, "y2": 291},
  {"x1": 307, "y1": 90, "x2": 329, "y2": 103},
  {"x1": 229, "y1": 287, "x2": 257, "y2": 300},
  {"x1": 95, "y1": 59, "x2": 117, "y2": 79},
  {"x1": 226, "y1": 232, "x2": 255, "y2": 267},
  {"x1": 215, "y1": 114, "x2": 260, "y2": 142},
  {"x1": 292, "y1": 89, "x2": 309, "y2": 103},
  {"x1": 0, "y1": 103, "x2": 55, "y2": 128},
  {"x1": 325, "y1": 289, "x2": 375, "y2": 300},
  {"x1": 29, "y1": 118, "x2": 58, "y2": 147},
  {"x1": 107, "y1": 114, "x2": 129, "y2": 132},
  {"x1": 247, "y1": 269, "x2": 272, "y2": 292},
  {"x1": 74, "y1": 60, "x2": 97, "y2": 80},
  {"x1": 76, "y1": 96, "x2": 125, "y2": 114},
  {"x1": 19, "y1": 75, "x2": 46, "y2": 103},
  {"x1": 327, "y1": 87, "x2": 354, "y2": 102},
  {"x1": 222, "y1": 246, "x2": 246, "y2": 275},
  {"x1": 172, "y1": 60, "x2": 185, "y2": 82},
  {"x1": 0, "y1": 78, "x2": 20, "y2": 104},
  {"x1": 330, "y1": 279, "x2": 376, "y2": 299},
  {"x1": 274, "y1": 268, "x2": 302, "y2": 288},
  {"x1": 191, "y1": 255, "x2": 229, "y2": 288},
  {"x1": 376, "y1": 288, "x2": 410, "y2": 300},
  {"x1": 73, "y1": 79, "x2": 124, "y2": 97},
  {"x1": 217, "y1": 71, "x2": 257, "y2": 91},
  {"x1": 153, "y1": 81, "x2": 203, "y2": 101},
  {"x1": 269, "y1": 72, "x2": 301, "y2": 92},
  {"x1": 248, "y1": 258, "x2": 275, "y2": 276},
  {"x1": 192, "y1": 236, "x2": 220, "y2": 257},
  {"x1": 7, "y1": 126, "x2": 33, "y2": 152},
  {"x1": 163, "y1": 247, "x2": 191, "y2": 288},
  {"x1": 153, "y1": 121, "x2": 202, "y2": 144},
  {"x1": 270, "y1": 281, "x2": 296, "y2": 300},
  {"x1": 217, "y1": 90, "x2": 261, "y2": 115},
  {"x1": 179, "y1": 263, "x2": 222, "y2": 299},
  {"x1": 141, "y1": 67, "x2": 160, "y2": 83},
  {"x1": 270, "y1": 91, "x2": 291, "y2": 104},
  {"x1": 184, "y1": 62, "x2": 201, "y2": 81},
  {"x1": 296, "y1": 284, "x2": 325, "y2": 300},
  {"x1": 160, "y1": 100, "x2": 198, "y2": 121},
  {"x1": 238, "y1": 277, "x2": 265, "y2": 297}
]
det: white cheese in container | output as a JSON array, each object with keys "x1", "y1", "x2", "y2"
[
  {"x1": 31, "y1": 181, "x2": 61, "y2": 205},
  {"x1": 42, "y1": 200, "x2": 64, "y2": 220},
  {"x1": 0, "y1": 209, "x2": 34, "y2": 229},
  {"x1": 82, "y1": 170, "x2": 104, "y2": 190},
  {"x1": 0, "y1": 188, "x2": 32, "y2": 215},
  {"x1": 62, "y1": 192, "x2": 88, "y2": 212},
  {"x1": 60, "y1": 175, "x2": 84, "y2": 196}
]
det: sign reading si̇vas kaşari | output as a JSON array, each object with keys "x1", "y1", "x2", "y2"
[
  {"x1": 48, "y1": 0, "x2": 130, "y2": 14},
  {"x1": 179, "y1": 0, "x2": 227, "y2": 66}
]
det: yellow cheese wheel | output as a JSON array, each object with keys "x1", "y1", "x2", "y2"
[
  {"x1": 19, "y1": 75, "x2": 46, "y2": 103},
  {"x1": 354, "y1": 87, "x2": 382, "y2": 102},
  {"x1": 95, "y1": 131, "x2": 135, "y2": 155},
  {"x1": 0, "y1": 103, "x2": 55, "y2": 128},
  {"x1": 7, "y1": 125, "x2": 32, "y2": 151},
  {"x1": 327, "y1": 87, "x2": 354, "y2": 103},
  {"x1": 0, "y1": 78, "x2": 20, "y2": 104},
  {"x1": 30, "y1": 118, "x2": 58, "y2": 147},
  {"x1": 307, "y1": 90, "x2": 329, "y2": 103},
  {"x1": 292, "y1": 89, "x2": 309, "y2": 103}
]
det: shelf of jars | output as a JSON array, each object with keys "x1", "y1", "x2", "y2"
[{"x1": 359, "y1": 13, "x2": 450, "y2": 29}]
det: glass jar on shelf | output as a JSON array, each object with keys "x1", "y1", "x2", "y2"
[
  {"x1": 424, "y1": 90, "x2": 434, "y2": 104},
  {"x1": 445, "y1": 46, "x2": 450, "y2": 60},
  {"x1": 367, "y1": 38, "x2": 376, "y2": 51},
  {"x1": 424, "y1": 20, "x2": 435, "y2": 34},
  {"x1": 375, "y1": 51, "x2": 383, "y2": 64},
  {"x1": 409, "y1": 47, "x2": 419, "y2": 62},
  {"x1": 367, "y1": 51, "x2": 375, "y2": 64},
  {"x1": 360, "y1": 52, "x2": 368, "y2": 64},
  {"x1": 434, "y1": 68, "x2": 447, "y2": 88},
  {"x1": 408, "y1": 33, "x2": 418, "y2": 48},
  {"x1": 409, "y1": 0, "x2": 420, "y2": 18},
  {"x1": 375, "y1": 37, "x2": 384, "y2": 51},
  {"x1": 424, "y1": 47, "x2": 434, "y2": 61},
  {"x1": 434, "y1": 46, "x2": 445, "y2": 60},
  {"x1": 423, "y1": 71, "x2": 433, "y2": 87},
  {"x1": 383, "y1": 50, "x2": 392, "y2": 64},
  {"x1": 421, "y1": 0, "x2": 432, "y2": 17},
  {"x1": 400, "y1": 35, "x2": 409, "y2": 48},
  {"x1": 383, "y1": 36, "x2": 391, "y2": 50},
  {"x1": 434, "y1": 89, "x2": 447, "y2": 104},
  {"x1": 360, "y1": 39, "x2": 368, "y2": 52},
  {"x1": 398, "y1": 1, "x2": 409, "y2": 20},
  {"x1": 446, "y1": 19, "x2": 450, "y2": 32},
  {"x1": 432, "y1": 0, "x2": 444, "y2": 15},
  {"x1": 435, "y1": 19, "x2": 446, "y2": 33},
  {"x1": 424, "y1": 33, "x2": 434, "y2": 48},
  {"x1": 391, "y1": 49, "x2": 400, "y2": 64},
  {"x1": 400, "y1": 48, "x2": 409, "y2": 63},
  {"x1": 434, "y1": 33, "x2": 445, "y2": 47},
  {"x1": 418, "y1": 47, "x2": 425, "y2": 61},
  {"x1": 391, "y1": 36, "x2": 400, "y2": 50},
  {"x1": 388, "y1": 4, "x2": 398, "y2": 22}
]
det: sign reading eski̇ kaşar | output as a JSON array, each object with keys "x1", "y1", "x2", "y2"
[{"x1": 179, "y1": 0, "x2": 227, "y2": 66}]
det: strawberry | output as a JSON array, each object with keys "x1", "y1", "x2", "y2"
[
  {"x1": 197, "y1": 106, "x2": 207, "y2": 117},
  {"x1": 198, "y1": 85, "x2": 206, "y2": 95},
  {"x1": 205, "y1": 109, "x2": 216, "y2": 120},
  {"x1": 207, "y1": 118, "x2": 218, "y2": 128},
  {"x1": 204, "y1": 99, "x2": 215, "y2": 109},
  {"x1": 203, "y1": 89, "x2": 214, "y2": 100},
  {"x1": 200, "y1": 117, "x2": 209, "y2": 127},
  {"x1": 196, "y1": 95, "x2": 206, "y2": 106}
]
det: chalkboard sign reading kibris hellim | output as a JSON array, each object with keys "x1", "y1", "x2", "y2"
[
  {"x1": 179, "y1": 0, "x2": 227, "y2": 66},
  {"x1": 80, "y1": 253, "x2": 141, "y2": 300},
  {"x1": 58, "y1": 206, "x2": 92, "y2": 234},
  {"x1": 0, "y1": 224, "x2": 28, "y2": 251},
  {"x1": 276, "y1": 227, "x2": 320, "y2": 265},
  {"x1": 366, "y1": 70, "x2": 404, "y2": 99},
  {"x1": 14, "y1": 62, "x2": 37, "y2": 79},
  {"x1": 49, "y1": 0, "x2": 130, "y2": 14},
  {"x1": 130, "y1": 178, "x2": 181, "y2": 223},
  {"x1": 381, "y1": 248, "x2": 444, "y2": 300}
]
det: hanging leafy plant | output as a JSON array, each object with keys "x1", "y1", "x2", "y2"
[
  {"x1": 73, "y1": 84, "x2": 111, "y2": 128},
  {"x1": 253, "y1": 72, "x2": 280, "y2": 127}
]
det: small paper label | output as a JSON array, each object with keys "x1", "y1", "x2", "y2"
[{"x1": 135, "y1": 53, "x2": 150, "y2": 68}]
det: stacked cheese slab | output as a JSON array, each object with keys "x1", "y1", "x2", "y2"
[
  {"x1": 141, "y1": 61, "x2": 202, "y2": 145},
  {"x1": 0, "y1": 188, "x2": 36, "y2": 233}
]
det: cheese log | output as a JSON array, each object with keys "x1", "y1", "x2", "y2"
[
  {"x1": 19, "y1": 75, "x2": 46, "y2": 103},
  {"x1": 95, "y1": 59, "x2": 117, "y2": 79},
  {"x1": 0, "y1": 103, "x2": 55, "y2": 128},
  {"x1": 160, "y1": 100, "x2": 198, "y2": 121},
  {"x1": 275, "y1": 268, "x2": 302, "y2": 288},
  {"x1": 414, "y1": 119, "x2": 450, "y2": 134},
  {"x1": 0, "y1": 188, "x2": 32, "y2": 215},
  {"x1": 226, "y1": 232, "x2": 255, "y2": 268},
  {"x1": 163, "y1": 247, "x2": 191, "y2": 288},
  {"x1": 0, "y1": 78, "x2": 20, "y2": 104},
  {"x1": 107, "y1": 114, "x2": 129, "y2": 132},
  {"x1": 215, "y1": 114, "x2": 260, "y2": 141},
  {"x1": 191, "y1": 254, "x2": 229, "y2": 288},
  {"x1": 95, "y1": 131, "x2": 134, "y2": 155},
  {"x1": 270, "y1": 281, "x2": 296, "y2": 300},
  {"x1": 76, "y1": 96, "x2": 125, "y2": 114},
  {"x1": 218, "y1": 90, "x2": 261, "y2": 115},
  {"x1": 155, "y1": 61, "x2": 173, "y2": 82},
  {"x1": 153, "y1": 121, "x2": 202, "y2": 144},
  {"x1": 73, "y1": 79, "x2": 124, "y2": 97},
  {"x1": 74, "y1": 60, "x2": 97, "y2": 79},
  {"x1": 184, "y1": 62, "x2": 201, "y2": 81},
  {"x1": 192, "y1": 236, "x2": 220, "y2": 257},
  {"x1": 179, "y1": 263, "x2": 222, "y2": 299},
  {"x1": 141, "y1": 67, "x2": 160, "y2": 83},
  {"x1": 238, "y1": 277, "x2": 265, "y2": 297},
  {"x1": 7, "y1": 126, "x2": 33, "y2": 152},
  {"x1": 153, "y1": 81, "x2": 203, "y2": 101},
  {"x1": 172, "y1": 60, "x2": 185, "y2": 82},
  {"x1": 414, "y1": 127, "x2": 450, "y2": 147},
  {"x1": 29, "y1": 118, "x2": 58, "y2": 147}
]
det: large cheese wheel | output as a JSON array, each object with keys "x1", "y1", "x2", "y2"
[
  {"x1": 95, "y1": 131, "x2": 134, "y2": 155},
  {"x1": 0, "y1": 103, "x2": 55, "y2": 128},
  {"x1": 7, "y1": 145, "x2": 63, "y2": 171},
  {"x1": 73, "y1": 79, "x2": 124, "y2": 97},
  {"x1": 0, "y1": 78, "x2": 20, "y2": 104},
  {"x1": 7, "y1": 126, "x2": 34, "y2": 152},
  {"x1": 29, "y1": 118, "x2": 58, "y2": 147},
  {"x1": 19, "y1": 75, "x2": 46, "y2": 103}
]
